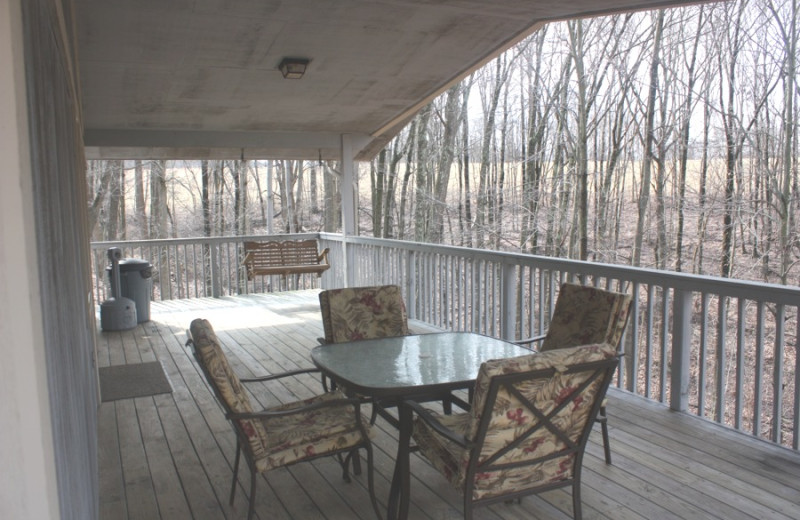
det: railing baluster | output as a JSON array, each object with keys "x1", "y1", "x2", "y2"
[
  {"x1": 772, "y1": 304, "x2": 785, "y2": 443},
  {"x1": 754, "y1": 301, "x2": 765, "y2": 436},
  {"x1": 736, "y1": 298, "x2": 746, "y2": 430},
  {"x1": 794, "y1": 307, "x2": 799, "y2": 451},
  {"x1": 715, "y1": 295, "x2": 728, "y2": 423},
  {"x1": 660, "y1": 288, "x2": 670, "y2": 403},
  {"x1": 698, "y1": 292, "x2": 709, "y2": 419},
  {"x1": 501, "y1": 262, "x2": 516, "y2": 341},
  {"x1": 627, "y1": 282, "x2": 641, "y2": 394},
  {"x1": 645, "y1": 285, "x2": 655, "y2": 400}
]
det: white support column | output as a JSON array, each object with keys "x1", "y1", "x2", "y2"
[
  {"x1": 340, "y1": 134, "x2": 357, "y2": 286},
  {"x1": 285, "y1": 159, "x2": 295, "y2": 233},
  {"x1": 266, "y1": 160, "x2": 274, "y2": 234},
  {"x1": 406, "y1": 250, "x2": 417, "y2": 321},
  {"x1": 340, "y1": 134, "x2": 357, "y2": 236},
  {"x1": 501, "y1": 263, "x2": 517, "y2": 341},
  {"x1": 670, "y1": 288, "x2": 692, "y2": 412}
]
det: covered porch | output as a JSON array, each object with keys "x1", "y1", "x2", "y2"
[{"x1": 97, "y1": 291, "x2": 800, "y2": 520}]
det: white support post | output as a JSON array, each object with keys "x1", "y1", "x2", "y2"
[
  {"x1": 501, "y1": 263, "x2": 517, "y2": 341},
  {"x1": 266, "y1": 160, "x2": 274, "y2": 234},
  {"x1": 406, "y1": 250, "x2": 417, "y2": 321},
  {"x1": 341, "y1": 134, "x2": 357, "y2": 286},
  {"x1": 670, "y1": 288, "x2": 692, "y2": 412},
  {"x1": 284, "y1": 159, "x2": 294, "y2": 233},
  {"x1": 210, "y1": 244, "x2": 221, "y2": 298}
]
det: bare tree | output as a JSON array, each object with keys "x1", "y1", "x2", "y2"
[
  {"x1": 633, "y1": 10, "x2": 665, "y2": 268},
  {"x1": 766, "y1": 0, "x2": 798, "y2": 284},
  {"x1": 675, "y1": 7, "x2": 707, "y2": 272}
]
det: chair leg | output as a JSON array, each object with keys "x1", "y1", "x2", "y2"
[
  {"x1": 598, "y1": 406, "x2": 612, "y2": 464},
  {"x1": 572, "y1": 481, "x2": 582, "y2": 520},
  {"x1": 364, "y1": 443, "x2": 382, "y2": 520},
  {"x1": 338, "y1": 453, "x2": 352, "y2": 483},
  {"x1": 229, "y1": 440, "x2": 242, "y2": 506},
  {"x1": 247, "y1": 468, "x2": 257, "y2": 520},
  {"x1": 442, "y1": 396, "x2": 452, "y2": 415},
  {"x1": 464, "y1": 495, "x2": 473, "y2": 520},
  {"x1": 369, "y1": 401, "x2": 379, "y2": 425},
  {"x1": 352, "y1": 448, "x2": 362, "y2": 476}
]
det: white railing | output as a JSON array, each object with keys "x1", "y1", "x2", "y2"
[
  {"x1": 91, "y1": 233, "x2": 800, "y2": 452},
  {"x1": 90, "y1": 233, "x2": 333, "y2": 302}
]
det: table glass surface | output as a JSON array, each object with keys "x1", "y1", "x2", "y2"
[{"x1": 311, "y1": 332, "x2": 530, "y2": 396}]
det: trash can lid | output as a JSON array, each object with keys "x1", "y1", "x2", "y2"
[{"x1": 118, "y1": 258, "x2": 152, "y2": 272}]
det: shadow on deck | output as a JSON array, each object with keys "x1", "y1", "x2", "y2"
[{"x1": 97, "y1": 291, "x2": 800, "y2": 520}]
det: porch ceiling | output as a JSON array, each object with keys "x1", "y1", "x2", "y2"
[{"x1": 76, "y1": 0, "x2": 708, "y2": 162}]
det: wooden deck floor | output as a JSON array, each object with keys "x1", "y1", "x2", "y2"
[{"x1": 97, "y1": 291, "x2": 800, "y2": 520}]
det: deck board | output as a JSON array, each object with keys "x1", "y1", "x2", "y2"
[{"x1": 97, "y1": 291, "x2": 800, "y2": 520}]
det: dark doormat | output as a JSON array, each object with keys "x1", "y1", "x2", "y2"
[{"x1": 100, "y1": 361, "x2": 172, "y2": 402}]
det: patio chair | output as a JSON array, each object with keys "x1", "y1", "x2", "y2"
[
  {"x1": 318, "y1": 284, "x2": 410, "y2": 345},
  {"x1": 317, "y1": 284, "x2": 410, "y2": 395},
  {"x1": 407, "y1": 343, "x2": 619, "y2": 520},
  {"x1": 517, "y1": 282, "x2": 632, "y2": 464},
  {"x1": 318, "y1": 285, "x2": 461, "y2": 423},
  {"x1": 186, "y1": 318, "x2": 380, "y2": 520}
]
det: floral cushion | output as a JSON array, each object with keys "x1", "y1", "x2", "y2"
[
  {"x1": 190, "y1": 319, "x2": 269, "y2": 461},
  {"x1": 319, "y1": 285, "x2": 409, "y2": 343},
  {"x1": 540, "y1": 283, "x2": 632, "y2": 352},
  {"x1": 252, "y1": 391, "x2": 373, "y2": 473},
  {"x1": 413, "y1": 343, "x2": 616, "y2": 501},
  {"x1": 189, "y1": 318, "x2": 371, "y2": 473}
]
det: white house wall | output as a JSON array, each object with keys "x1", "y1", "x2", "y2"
[
  {"x1": 0, "y1": 0, "x2": 60, "y2": 518},
  {"x1": 0, "y1": 0, "x2": 99, "y2": 519}
]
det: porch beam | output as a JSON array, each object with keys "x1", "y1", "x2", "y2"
[{"x1": 83, "y1": 129, "x2": 372, "y2": 161}]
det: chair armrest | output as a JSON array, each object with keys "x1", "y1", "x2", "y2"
[
  {"x1": 317, "y1": 247, "x2": 330, "y2": 264},
  {"x1": 404, "y1": 400, "x2": 473, "y2": 449},
  {"x1": 228, "y1": 395, "x2": 363, "y2": 420},
  {"x1": 515, "y1": 332, "x2": 546, "y2": 350},
  {"x1": 240, "y1": 367, "x2": 320, "y2": 383},
  {"x1": 241, "y1": 251, "x2": 255, "y2": 266}
]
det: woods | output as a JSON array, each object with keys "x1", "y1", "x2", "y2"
[{"x1": 87, "y1": 0, "x2": 799, "y2": 287}]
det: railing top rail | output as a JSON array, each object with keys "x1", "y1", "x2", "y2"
[
  {"x1": 322, "y1": 234, "x2": 800, "y2": 305},
  {"x1": 90, "y1": 233, "x2": 323, "y2": 250}
]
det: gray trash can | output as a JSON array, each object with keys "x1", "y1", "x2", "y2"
[{"x1": 107, "y1": 259, "x2": 153, "y2": 322}]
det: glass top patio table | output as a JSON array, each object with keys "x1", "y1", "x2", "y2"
[
  {"x1": 310, "y1": 331, "x2": 529, "y2": 397},
  {"x1": 311, "y1": 331, "x2": 530, "y2": 520}
]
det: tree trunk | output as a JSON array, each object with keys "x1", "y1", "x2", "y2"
[
  {"x1": 134, "y1": 160, "x2": 147, "y2": 238},
  {"x1": 460, "y1": 86, "x2": 473, "y2": 248},
  {"x1": 105, "y1": 160, "x2": 122, "y2": 241},
  {"x1": 150, "y1": 160, "x2": 171, "y2": 298},
  {"x1": 633, "y1": 10, "x2": 664, "y2": 268},
  {"x1": 413, "y1": 105, "x2": 433, "y2": 241},
  {"x1": 430, "y1": 85, "x2": 463, "y2": 244},
  {"x1": 568, "y1": 19, "x2": 590, "y2": 260},
  {"x1": 476, "y1": 57, "x2": 510, "y2": 249},
  {"x1": 675, "y1": 7, "x2": 704, "y2": 272}
]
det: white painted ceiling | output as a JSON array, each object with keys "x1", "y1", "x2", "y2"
[{"x1": 76, "y1": 0, "x2": 710, "y2": 161}]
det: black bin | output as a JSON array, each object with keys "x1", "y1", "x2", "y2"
[{"x1": 107, "y1": 259, "x2": 153, "y2": 322}]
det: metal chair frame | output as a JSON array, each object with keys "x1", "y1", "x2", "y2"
[
  {"x1": 408, "y1": 356, "x2": 619, "y2": 520},
  {"x1": 186, "y1": 321, "x2": 381, "y2": 520},
  {"x1": 517, "y1": 282, "x2": 632, "y2": 464}
]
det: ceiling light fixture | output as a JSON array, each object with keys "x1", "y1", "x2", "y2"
[{"x1": 278, "y1": 57, "x2": 310, "y2": 79}]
